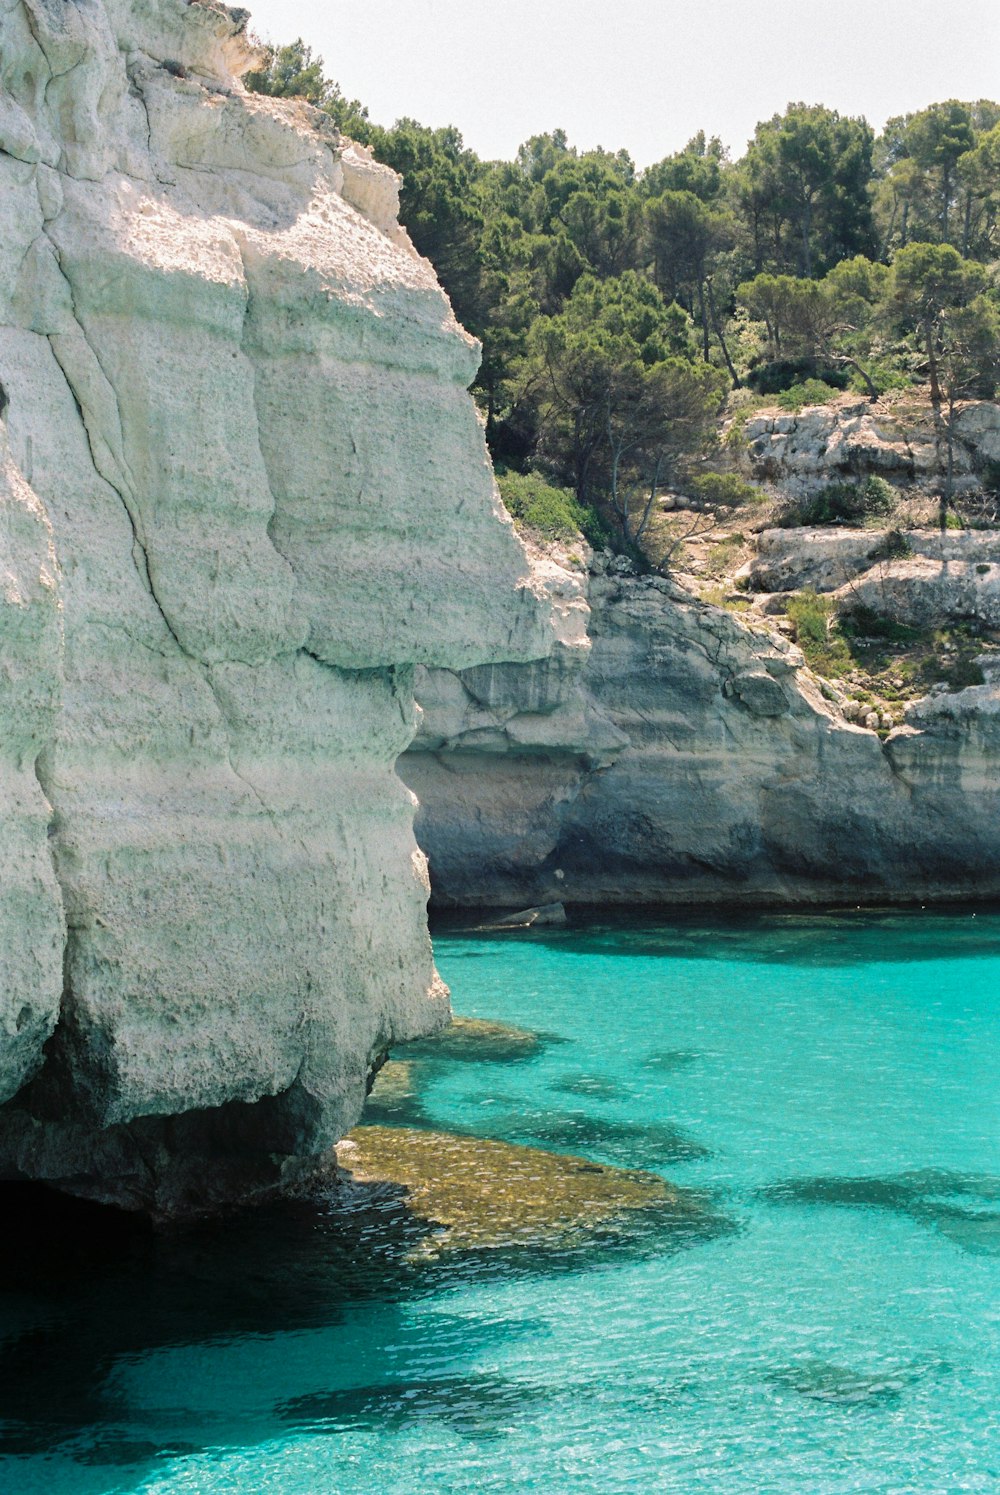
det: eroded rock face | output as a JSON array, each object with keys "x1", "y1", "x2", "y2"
[
  {"x1": 0, "y1": 440, "x2": 64, "y2": 1104},
  {"x1": 749, "y1": 528, "x2": 1000, "y2": 628},
  {"x1": 0, "y1": 0, "x2": 558, "y2": 1215},
  {"x1": 742, "y1": 399, "x2": 1000, "y2": 497},
  {"x1": 403, "y1": 569, "x2": 1000, "y2": 908}
]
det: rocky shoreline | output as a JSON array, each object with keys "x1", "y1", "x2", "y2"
[{"x1": 404, "y1": 400, "x2": 1000, "y2": 913}]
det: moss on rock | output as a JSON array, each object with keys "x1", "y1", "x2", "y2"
[
  {"x1": 406, "y1": 1015, "x2": 543, "y2": 1063},
  {"x1": 338, "y1": 1125, "x2": 705, "y2": 1254}
]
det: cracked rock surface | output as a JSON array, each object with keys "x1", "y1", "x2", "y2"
[
  {"x1": 0, "y1": 0, "x2": 559, "y2": 1216},
  {"x1": 403, "y1": 568, "x2": 1000, "y2": 908},
  {"x1": 742, "y1": 399, "x2": 1000, "y2": 497}
]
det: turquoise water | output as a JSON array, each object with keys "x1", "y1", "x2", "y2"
[{"x1": 1, "y1": 909, "x2": 999, "y2": 1493}]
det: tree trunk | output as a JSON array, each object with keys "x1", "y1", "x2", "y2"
[
  {"x1": 880, "y1": 195, "x2": 898, "y2": 261},
  {"x1": 573, "y1": 410, "x2": 586, "y2": 503},
  {"x1": 752, "y1": 209, "x2": 763, "y2": 273},
  {"x1": 574, "y1": 412, "x2": 601, "y2": 509},
  {"x1": 925, "y1": 320, "x2": 942, "y2": 406},
  {"x1": 833, "y1": 356, "x2": 878, "y2": 401},
  {"x1": 800, "y1": 196, "x2": 812, "y2": 278},
  {"x1": 942, "y1": 393, "x2": 956, "y2": 531},
  {"x1": 696, "y1": 280, "x2": 710, "y2": 362},
  {"x1": 706, "y1": 279, "x2": 741, "y2": 388},
  {"x1": 634, "y1": 455, "x2": 664, "y2": 544},
  {"x1": 942, "y1": 160, "x2": 951, "y2": 241},
  {"x1": 607, "y1": 427, "x2": 630, "y2": 545},
  {"x1": 578, "y1": 432, "x2": 602, "y2": 510}
]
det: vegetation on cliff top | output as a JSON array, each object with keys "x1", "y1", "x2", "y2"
[{"x1": 247, "y1": 43, "x2": 1000, "y2": 546}]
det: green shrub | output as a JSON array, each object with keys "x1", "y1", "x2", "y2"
[
  {"x1": 945, "y1": 657, "x2": 986, "y2": 690},
  {"x1": 866, "y1": 527, "x2": 912, "y2": 563},
  {"x1": 724, "y1": 398, "x2": 767, "y2": 450},
  {"x1": 839, "y1": 605, "x2": 921, "y2": 643},
  {"x1": 782, "y1": 475, "x2": 896, "y2": 527},
  {"x1": 860, "y1": 476, "x2": 896, "y2": 515},
  {"x1": 786, "y1": 589, "x2": 851, "y2": 675},
  {"x1": 913, "y1": 632, "x2": 987, "y2": 691},
  {"x1": 847, "y1": 362, "x2": 911, "y2": 396},
  {"x1": 787, "y1": 589, "x2": 832, "y2": 645},
  {"x1": 497, "y1": 470, "x2": 606, "y2": 546},
  {"x1": 686, "y1": 472, "x2": 764, "y2": 508},
  {"x1": 774, "y1": 379, "x2": 841, "y2": 412},
  {"x1": 748, "y1": 359, "x2": 849, "y2": 396},
  {"x1": 703, "y1": 533, "x2": 746, "y2": 578},
  {"x1": 944, "y1": 510, "x2": 963, "y2": 531},
  {"x1": 700, "y1": 584, "x2": 752, "y2": 612}
]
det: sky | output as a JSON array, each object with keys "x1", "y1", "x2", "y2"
[{"x1": 241, "y1": 0, "x2": 1000, "y2": 167}]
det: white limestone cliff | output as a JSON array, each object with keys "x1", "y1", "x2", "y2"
[{"x1": 0, "y1": 0, "x2": 562, "y2": 1215}]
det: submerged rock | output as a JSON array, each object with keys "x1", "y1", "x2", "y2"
[
  {"x1": 476, "y1": 902, "x2": 568, "y2": 930},
  {"x1": 762, "y1": 1168, "x2": 1000, "y2": 1257},
  {"x1": 641, "y1": 1049, "x2": 702, "y2": 1074},
  {"x1": 361, "y1": 1060, "x2": 431, "y2": 1130},
  {"x1": 363, "y1": 1053, "x2": 709, "y2": 1169},
  {"x1": 552, "y1": 1072, "x2": 628, "y2": 1099},
  {"x1": 360, "y1": 1017, "x2": 545, "y2": 1125},
  {"x1": 505, "y1": 1109, "x2": 710, "y2": 1168},
  {"x1": 768, "y1": 1359, "x2": 915, "y2": 1406},
  {"x1": 925, "y1": 1208, "x2": 1000, "y2": 1257},
  {"x1": 279, "y1": 1372, "x2": 546, "y2": 1443},
  {"x1": 405, "y1": 1015, "x2": 545, "y2": 1063},
  {"x1": 337, "y1": 1125, "x2": 709, "y2": 1254}
]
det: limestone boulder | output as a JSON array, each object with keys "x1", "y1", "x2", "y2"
[
  {"x1": 742, "y1": 399, "x2": 1000, "y2": 496},
  {"x1": 834, "y1": 555, "x2": 1000, "y2": 630}
]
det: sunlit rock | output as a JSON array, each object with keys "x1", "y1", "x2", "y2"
[
  {"x1": 404, "y1": 566, "x2": 1000, "y2": 907},
  {"x1": 337, "y1": 1124, "x2": 709, "y2": 1254},
  {"x1": 0, "y1": 0, "x2": 561, "y2": 1213}
]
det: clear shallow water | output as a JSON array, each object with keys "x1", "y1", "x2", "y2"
[{"x1": 2, "y1": 909, "x2": 999, "y2": 1493}]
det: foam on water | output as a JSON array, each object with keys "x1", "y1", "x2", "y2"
[{"x1": 1, "y1": 909, "x2": 998, "y2": 1493}]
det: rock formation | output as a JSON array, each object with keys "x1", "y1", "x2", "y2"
[
  {"x1": 0, "y1": 0, "x2": 560, "y2": 1216},
  {"x1": 741, "y1": 399, "x2": 1000, "y2": 497},
  {"x1": 749, "y1": 527, "x2": 1000, "y2": 630},
  {"x1": 405, "y1": 396, "x2": 1000, "y2": 910},
  {"x1": 403, "y1": 554, "x2": 1000, "y2": 909}
]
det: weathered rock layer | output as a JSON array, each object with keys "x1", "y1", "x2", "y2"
[
  {"x1": 403, "y1": 558, "x2": 1000, "y2": 909},
  {"x1": 0, "y1": 0, "x2": 557, "y2": 1215},
  {"x1": 741, "y1": 399, "x2": 1000, "y2": 497}
]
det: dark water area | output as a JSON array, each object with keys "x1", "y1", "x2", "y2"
[{"x1": 1, "y1": 908, "x2": 998, "y2": 1492}]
